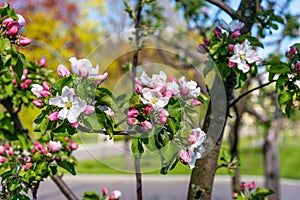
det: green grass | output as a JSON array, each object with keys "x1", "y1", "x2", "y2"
[{"x1": 77, "y1": 141, "x2": 300, "y2": 179}]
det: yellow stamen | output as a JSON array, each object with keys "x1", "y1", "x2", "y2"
[
  {"x1": 65, "y1": 102, "x2": 72, "y2": 109},
  {"x1": 239, "y1": 54, "x2": 246, "y2": 60},
  {"x1": 151, "y1": 97, "x2": 157, "y2": 104}
]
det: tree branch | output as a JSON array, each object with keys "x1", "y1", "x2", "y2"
[
  {"x1": 51, "y1": 175, "x2": 79, "y2": 200},
  {"x1": 205, "y1": 0, "x2": 236, "y2": 18},
  {"x1": 229, "y1": 80, "x2": 276, "y2": 108},
  {"x1": 77, "y1": 125, "x2": 136, "y2": 135}
]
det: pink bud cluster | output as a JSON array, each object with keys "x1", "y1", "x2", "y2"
[
  {"x1": 10, "y1": 68, "x2": 32, "y2": 89},
  {"x1": 100, "y1": 187, "x2": 122, "y2": 200},
  {"x1": 0, "y1": 144, "x2": 14, "y2": 163},
  {"x1": 1, "y1": 14, "x2": 31, "y2": 46},
  {"x1": 232, "y1": 181, "x2": 257, "y2": 199},
  {"x1": 31, "y1": 81, "x2": 51, "y2": 107}
]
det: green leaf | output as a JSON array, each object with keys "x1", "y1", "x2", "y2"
[
  {"x1": 95, "y1": 87, "x2": 118, "y2": 111},
  {"x1": 83, "y1": 191, "x2": 100, "y2": 200},
  {"x1": 252, "y1": 187, "x2": 274, "y2": 199},
  {"x1": 58, "y1": 160, "x2": 76, "y2": 175},
  {"x1": 35, "y1": 162, "x2": 50, "y2": 178},
  {"x1": 160, "y1": 141, "x2": 179, "y2": 174},
  {"x1": 209, "y1": 41, "x2": 223, "y2": 55},
  {"x1": 268, "y1": 63, "x2": 290, "y2": 74},
  {"x1": 131, "y1": 137, "x2": 144, "y2": 159},
  {"x1": 17, "y1": 134, "x2": 31, "y2": 150},
  {"x1": 238, "y1": 35, "x2": 264, "y2": 48},
  {"x1": 128, "y1": 94, "x2": 141, "y2": 108},
  {"x1": 275, "y1": 75, "x2": 288, "y2": 92}
]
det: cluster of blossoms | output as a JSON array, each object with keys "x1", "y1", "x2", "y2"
[
  {"x1": 31, "y1": 57, "x2": 109, "y2": 128},
  {"x1": 10, "y1": 67, "x2": 32, "y2": 89},
  {"x1": 127, "y1": 71, "x2": 202, "y2": 131},
  {"x1": 1, "y1": 13, "x2": 31, "y2": 46},
  {"x1": 0, "y1": 144, "x2": 14, "y2": 163},
  {"x1": 198, "y1": 19, "x2": 261, "y2": 74},
  {"x1": 100, "y1": 187, "x2": 122, "y2": 200},
  {"x1": 179, "y1": 128, "x2": 206, "y2": 169}
]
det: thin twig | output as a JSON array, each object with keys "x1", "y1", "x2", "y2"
[
  {"x1": 229, "y1": 80, "x2": 276, "y2": 108},
  {"x1": 205, "y1": 0, "x2": 236, "y2": 18}
]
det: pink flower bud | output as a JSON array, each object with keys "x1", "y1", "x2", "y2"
[
  {"x1": 7, "y1": 148, "x2": 14, "y2": 156},
  {"x1": 40, "y1": 90, "x2": 51, "y2": 97},
  {"x1": 70, "y1": 141, "x2": 78, "y2": 150},
  {"x1": 12, "y1": 79, "x2": 17, "y2": 85},
  {"x1": 2, "y1": 17, "x2": 15, "y2": 28},
  {"x1": 5, "y1": 144, "x2": 10, "y2": 149},
  {"x1": 102, "y1": 187, "x2": 108, "y2": 195},
  {"x1": 109, "y1": 190, "x2": 122, "y2": 200},
  {"x1": 21, "y1": 83, "x2": 28, "y2": 89},
  {"x1": 135, "y1": 84, "x2": 143, "y2": 94},
  {"x1": 32, "y1": 100, "x2": 43, "y2": 107},
  {"x1": 55, "y1": 156, "x2": 62, "y2": 162},
  {"x1": 127, "y1": 117, "x2": 137, "y2": 125},
  {"x1": 24, "y1": 162, "x2": 32, "y2": 170},
  {"x1": 163, "y1": 90, "x2": 173, "y2": 98},
  {"x1": 190, "y1": 99, "x2": 202, "y2": 106},
  {"x1": 0, "y1": 146, "x2": 5, "y2": 155},
  {"x1": 143, "y1": 105, "x2": 152, "y2": 116},
  {"x1": 290, "y1": 46, "x2": 297, "y2": 55},
  {"x1": 231, "y1": 30, "x2": 240, "y2": 39},
  {"x1": 203, "y1": 38, "x2": 210, "y2": 45},
  {"x1": 228, "y1": 44, "x2": 235, "y2": 53},
  {"x1": 295, "y1": 62, "x2": 300, "y2": 73},
  {"x1": 0, "y1": 157, "x2": 7, "y2": 163},
  {"x1": 240, "y1": 182, "x2": 247, "y2": 190},
  {"x1": 248, "y1": 181, "x2": 256, "y2": 190},
  {"x1": 292, "y1": 101, "x2": 298, "y2": 108},
  {"x1": 70, "y1": 121, "x2": 79, "y2": 128},
  {"x1": 141, "y1": 120, "x2": 152, "y2": 131},
  {"x1": 38, "y1": 56, "x2": 48, "y2": 67},
  {"x1": 48, "y1": 111, "x2": 59, "y2": 121},
  {"x1": 169, "y1": 76, "x2": 176, "y2": 82},
  {"x1": 57, "y1": 64, "x2": 70, "y2": 77},
  {"x1": 21, "y1": 74, "x2": 27, "y2": 82},
  {"x1": 197, "y1": 44, "x2": 207, "y2": 54},
  {"x1": 48, "y1": 141, "x2": 62, "y2": 153},
  {"x1": 23, "y1": 69, "x2": 28, "y2": 75},
  {"x1": 127, "y1": 109, "x2": 138, "y2": 118},
  {"x1": 228, "y1": 61, "x2": 236, "y2": 68},
  {"x1": 179, "y1": 149, "x2": 191, "y2": 164},
  {"x1": 214, "y1": 27, "x2": 222, "y2": 37},
  {"x1": 42, "y1": 81, "x2": 50, "y2": 91},
  {"x1": 97, "y1": 72, "x2": 108, "y2": 84},
  {"x1": 19, "y1": 37, "x2": 31, "y2": 46},
  {"x1": 83, "y1": 105, "x2": 95, "y2": 114},
  {"x1": 25, "y1": 79, "x2": 32, "y2": 85},
  {"x1": 40, "y1": 149, "x2": 47, "y2": 155},
  {"x1": 65, "y1": 136, "x2": 70, "y2": 142}
]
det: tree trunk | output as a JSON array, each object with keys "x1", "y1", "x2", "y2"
[{"x1": 263, "y1": 95, "x2": 282, "y2": 200}]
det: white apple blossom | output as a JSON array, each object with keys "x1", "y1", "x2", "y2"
[
  {"x1": 48, "y1": 141, "x2": 62, "y2": 153},
  {"x1": 31, "y1": 84, "x2": 43, "y2": 98},
  {"x1": 218, "y1": 19, "x2": 244, "y2": 32},
  {"x1": 49, "y1": 86, "x2": 87, "y2": 123},
  {"x1": 178, "y1": 77, "x2": 200, "y2": 99},
  {"x1": 69, "y1": 57, "x2": 99, "y2": 79},
  {"x1": 187, "y1": 128, "x2": 206, "y2": 169},
  {"x1": 141, "y1": 88, "x2": 169, "y2": 111},
  {"x1": 229, "y1": 40, "x2": 261, "y2": 73}
]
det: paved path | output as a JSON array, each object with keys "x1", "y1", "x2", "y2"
[
  {"x1": 33, "y1": 175, "x2": 300, "y2": 200},
  {"x1": 33, "y1": 141, "x2": 300, "y2": 199}
]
